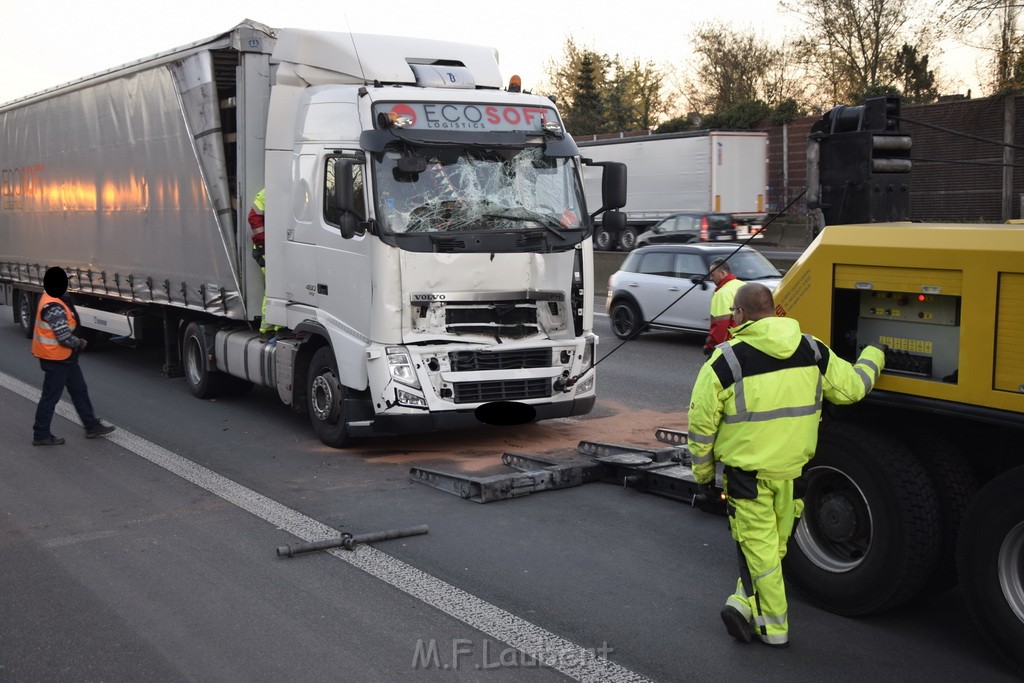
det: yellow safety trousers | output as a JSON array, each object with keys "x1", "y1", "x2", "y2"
[{"x1": 724, "y1": 477, "x2": 804, "y2": 646}]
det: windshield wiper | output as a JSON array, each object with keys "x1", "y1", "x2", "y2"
[{"x1": 481, "y1": 212, "x2": 569, "y2": 241}]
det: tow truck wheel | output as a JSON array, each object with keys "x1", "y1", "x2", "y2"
[
  {"x1": 956, "y1": 466, "x2": 1024, "y2": 677},
  {"x1": 15, "y1": 290, "x2": 36, "y2": 339},
  {"x1": 306, "y1": 346, "x2": 351, "y2": 448},
  {"x1": 785, "y1": 421, "x2": 941, "y2": 615},
  {"x1": 610, "y1": 299, "x2": 644, "y2": 340},
  {"x1": 912, "y1": 433, "x2": 978, "y2": 597},
  {"x1": 183, "y1": 322, "x2": 229, "y2": 398}
]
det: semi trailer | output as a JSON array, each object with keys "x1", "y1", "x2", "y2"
[
  {"x1": 0, "y1": 19, "x2": 626, "y2": 447},
  {"x1": 578, "y1": 130, "x2": 768, "y2": 250}
]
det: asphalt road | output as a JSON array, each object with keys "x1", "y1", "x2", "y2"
[{"x1": 0, "y1": 302, "x2": 1017, "y2": 682}]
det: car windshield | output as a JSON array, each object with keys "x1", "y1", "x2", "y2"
[
  {"x1": 714, "y1": 249, "x2": 781, "y2": 280},
  {"x1": 373, "y1": 146, "x2": 585, "y2": 235}
]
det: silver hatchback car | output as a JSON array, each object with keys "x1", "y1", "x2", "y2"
[{"x1": 606, "y1": 243, "x2": 783, "y2": 340}]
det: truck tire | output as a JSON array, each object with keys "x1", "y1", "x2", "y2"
[
  {"x1": 182, "y1": 322, "x2": 229, "y2": 398},
  {"x1": 912, "y1": 433, "x2": 978, "y2": 597},
  {"x1": 785, "y1": 421, "x2": 941, "y2": 615},
  {"x1": 14, "y1": 289, "x2": 36, "y2": 339},
  {"x1": 306, "y1": 345, "x2": 352, "y2": 448},
  {"x1": 594, "y1": 228, "x2": 613, "y2": 251},
  {"x1": 609, "y1": 299, "x2": 644, "y2": 340},
  {"x1": 617, "y1": 228, "x2": 638, "y2": 251},
  {"x1": 956, "y1": 466, "x2": 1024, "y2": 677}
]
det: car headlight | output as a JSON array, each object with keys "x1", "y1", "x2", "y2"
[{"x1": 386, "y1": 347, "x2": 420, "y2": 388}]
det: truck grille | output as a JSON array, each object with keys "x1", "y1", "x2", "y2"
[
  {"x1": 444, "y1": 301, "x2": 539, "y2": 338},
  {"x1": 448, "y1": 349, "x2": 552, "y2": 371},
  {"x1": 452, "y1": 378, "x2": 552, "y2": 404}
]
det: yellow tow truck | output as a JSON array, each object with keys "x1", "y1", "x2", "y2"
[{"x1": 774, "y1": 97, "x2": 1024, "y2": 676}]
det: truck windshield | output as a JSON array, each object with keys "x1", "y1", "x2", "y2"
[{"x1": 373, "y1": 146, "x2": 584, "y2": 236}]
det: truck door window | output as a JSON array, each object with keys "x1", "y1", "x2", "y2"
[{"x1": 324, "y1": 154, "x2": 366, "y2": 227}]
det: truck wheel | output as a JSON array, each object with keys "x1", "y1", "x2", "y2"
[
  {"x1": 956, "y1": 466, "x2": 1024, "y2": 677},
  {"x1": 912, "y1": 434, "x2": 978, "y2": 597},
  {"x1": 610, "y1": 299, "x2": 644, "y2": 340},
  {"x1": 785, "y1": 421, "x2": 941, "y2": 615},
  {"x1": 594, "y1": 228, "x2": 613, "y2": 251},
  {"x1": 14, "y1": 290, "x2": 36, "y2": 339},
  {"x1": 306, "y1": 346, "x2": 351, "y2": 448},
  {"x1": 182, "y1": 322, "x2": 228, "y2": 398},
  {"x1": 617, "y1": 228, "x2": 638, "y2": 251}
]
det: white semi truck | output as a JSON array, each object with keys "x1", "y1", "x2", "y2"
[
  {"x1": 578, "y1": 130, "x2": 768, "y2": 250},
  {"x1": 0, "y1": 20, "x2": 626, "y2": 447}
]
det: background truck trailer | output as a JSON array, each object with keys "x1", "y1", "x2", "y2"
[
  {"x1": 773, "y1": 96, "x2": 1024, "y2": 676},
  {"x1": 578, "y1": 130, "x2": 768, "y2": 250},
  {"x1": 0, "y1": 20, "x2": 626, "y2": 447}
]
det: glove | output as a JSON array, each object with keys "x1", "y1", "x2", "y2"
[
  {"x1": 252, "y1": 245, "x2": 266, "y2": 267},
  {"x1": 692, "y1": 482, "x2": 715, "y2": 508}
]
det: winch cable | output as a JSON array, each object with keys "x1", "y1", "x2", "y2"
[{"x1": 570, "y1": 189, "x2": 808, "y2": 385}]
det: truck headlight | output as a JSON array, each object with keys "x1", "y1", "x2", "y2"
[
  {"x1": 576, "y1": 375, "x2": 594, "y2": 394},
  {"x1": 386, "y1": 347, "x2": 420, "y2": 388},
  {"x1": 396, "y1": 388, "x2": 427, "y2": 407}
]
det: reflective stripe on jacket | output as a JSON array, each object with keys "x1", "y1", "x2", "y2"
[
  {"x1": 687, "y1": 316, "x2": 885, "y2": 483},
  {"x1": 32, "y1": 294, "x2": 76, "y2": 361}
]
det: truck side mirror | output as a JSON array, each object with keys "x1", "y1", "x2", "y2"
[
  {"x1": 332, "y1": 158, "x2": 359, "y2": 239},
  {"x1": 601, "y1": 162, "x2": 627, "y2": 210},
  {"x1": 602, "y1": 210, "x2": 626, "y2": 233}
]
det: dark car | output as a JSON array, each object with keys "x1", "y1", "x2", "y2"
[
  {"x1": 634, "y1": 212, "x2": 738, "y2": 248},
  {"x1": 606, "y1": 243, "x2": 783, "y2": 340}
]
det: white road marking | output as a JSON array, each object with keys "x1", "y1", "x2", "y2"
[{"x1": 2, "y1": 370, "x2": 649, "y2": 683}]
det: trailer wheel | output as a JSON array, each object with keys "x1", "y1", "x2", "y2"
[
  {"x1": 182, "y1": 322, "x2": 228, "y2": 398},
  {"x1": 609, "y1": 299, "x2": 644, "y2": 340},
  {"x1": 912, "y1": 433, "x2": 978, "y2": 597},
  {"x1": 14, "y1": 290, "x2": 36, "y2": 339},
  {"x1": 957, "y1": 466, "x2": 1024, "y2": 677},
  {"x1": 306, "y1": 346, "x2": 351, "y2": 448},
  {"x1": 785, "y1": 421, "x2": 941, "y2": 615},
  {"x1": 618, "y1": 228, "x2": 638, "y2": 251},
  {"x1": 594, "y1": 228, "x2": 613, "y2": 251}
]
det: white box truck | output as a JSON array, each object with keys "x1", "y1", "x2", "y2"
[
  {"x1": 579, "y1": 130, "x2": 768, "y2": 250},
  {"x1": 0, "y1": 20, "x2": 626, "y2": 447}
]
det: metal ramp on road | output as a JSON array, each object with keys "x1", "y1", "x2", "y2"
[{"x1": 409, "y1": 428, "x2": 725, "y2": 513}]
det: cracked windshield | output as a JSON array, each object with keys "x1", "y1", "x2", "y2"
[{"x1": 374, "y1": 147, "x2": 583, "y2": 235}]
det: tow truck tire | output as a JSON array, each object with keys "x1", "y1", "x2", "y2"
[
  {"x1": 785, "y1": 421, "x2": 941, "y2": 615},
  {"x1": 956, "y1": 466, "x2": 1024, "y2": 677},
  {"x1": 182, "y1": 322, "x2": 228, "y2": 398},
  {"x1": 594, "y1": 228, "x2": 613, "y2": 251},
  {"x1": 15, "y1": 289, "x2": 36, "y2": 339},
  {"x1": 609, "y1": 299, "x2": 644, "y2": 340},
  {"x1": 618, "y1": 227, "x2": 638, "y2": 251},
  {"x1": 912, "y1": 434, "x2": 978, "y2": 597},
  {"x1": 306, "y1": 346, "x2": 351, "y2": 448}
]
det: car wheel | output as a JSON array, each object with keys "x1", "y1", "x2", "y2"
[{"x1": 610, "y1": 299, "x2": 643, "y2": 340}]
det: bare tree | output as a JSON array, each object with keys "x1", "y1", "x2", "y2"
[
  {"x1": 781, "y1": 0, "x2": 934, "y2": 104},
  {"x1": 686, "y1": 23, "x2": 807, "y2": 115},
  {"x1": 942, "y1": 0, "x2": 1023, "y2": 91}
]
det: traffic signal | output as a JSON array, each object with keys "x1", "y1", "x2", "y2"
[{"x1": 809, "y1": 95, "x2": 912, "y2": 225}]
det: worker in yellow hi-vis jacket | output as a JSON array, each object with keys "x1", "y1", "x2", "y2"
[{"x1": 687, "y1": 282, "x2": 885, "y2": 648}]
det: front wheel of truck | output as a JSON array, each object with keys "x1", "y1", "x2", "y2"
[{"x1": 307, "y1": 346, "x2": 352, "y2": 448}]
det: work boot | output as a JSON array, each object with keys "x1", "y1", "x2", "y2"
[
  {"x1": 720, "y1": 606, "x2": 754, "y2": 643},
  {"x1": 32, "y1": 435, "x2": 66, "y2": 446},
  {"x1": 86, "y1": 421, "x2": 116, "y2": 439}
]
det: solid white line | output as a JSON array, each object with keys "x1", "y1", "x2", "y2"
[{"x1": 2, "y1": 370, "x2": 649, "y2": 683}]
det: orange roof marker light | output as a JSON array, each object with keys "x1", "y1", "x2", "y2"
[{"x1": 507, "y1": 75, "x2": 522, "y2": 93}]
